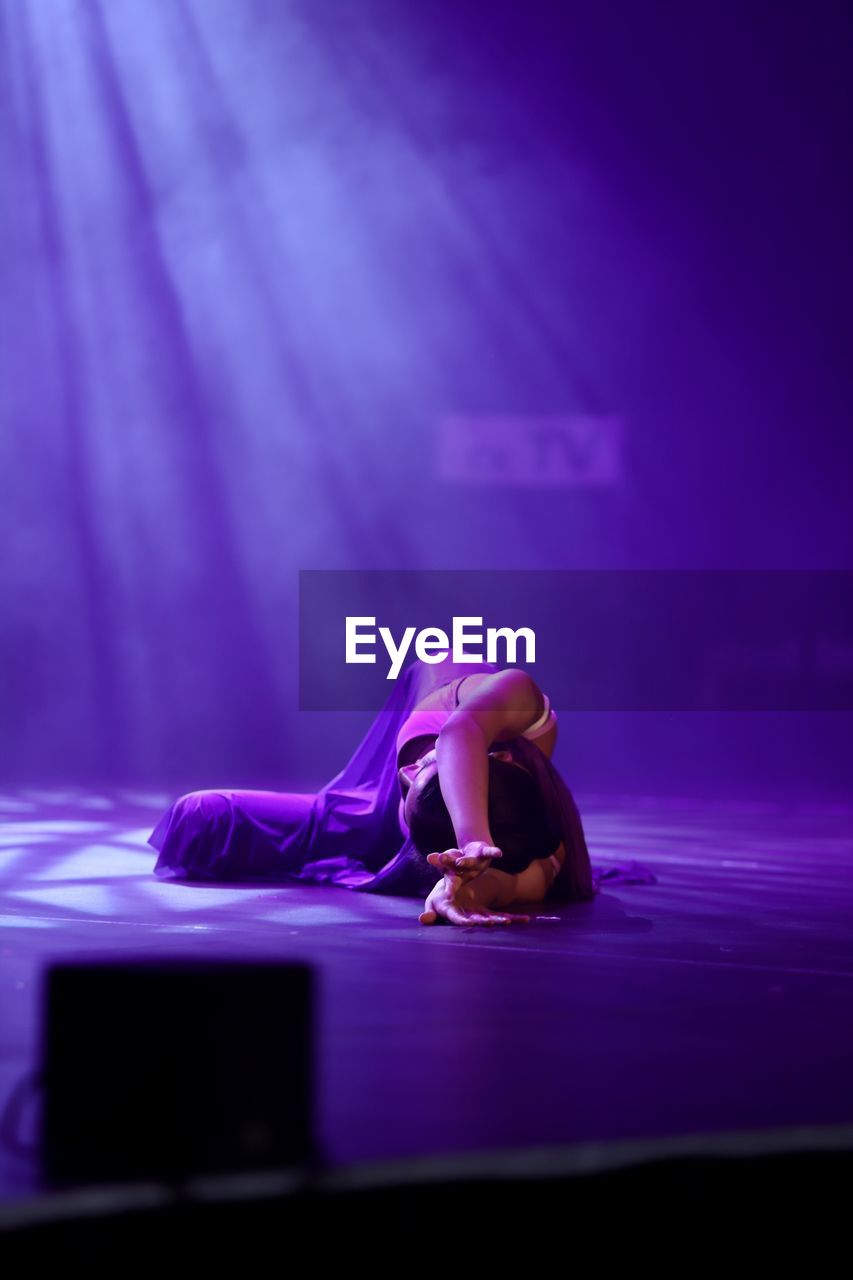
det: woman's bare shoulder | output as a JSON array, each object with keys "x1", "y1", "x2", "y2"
[
  {"x1": 456, "y1": 668, "x2": 542, "y2": 706},
  {"x1": 457, "y1": 669, "x2": 556, "y2": 757},
  {"x1": 454, "y1": 671, "x2": 495, "y2": 704}
]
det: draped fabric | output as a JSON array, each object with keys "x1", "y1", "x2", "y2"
[{"x1": 149, "y1": 658, "x2": 655, "y2": 900}]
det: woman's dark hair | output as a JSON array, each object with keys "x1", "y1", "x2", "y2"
[{"x1": 407, "y1": 756, "x2": 560, "y2": 874}]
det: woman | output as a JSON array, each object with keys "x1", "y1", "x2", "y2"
[
  {"x1": 149, "y1": 657, "x2": 633, "y2": 927},
  {"x1": 395, "y1": 663, "x2": 593, "y2": 925}
]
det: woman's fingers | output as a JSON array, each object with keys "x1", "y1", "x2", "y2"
[
  {"x1": 423, "y1": 903, "x2": 530, "y2": 928},
  {"x1": 426, "y1": 848, "x2": 505, "y2": 880},
  {"x1": 444, "y1": 903, "x2": 476, "y2": 927},
  {"x1": 427, "y1": 848, "x2": 501, "y2": 869},
  {"x1": 455, "y1": 845, "x2": 502, "y2": 871},
  {"x1": 463, "y1": 843, "x2": 502, "y2": 862},
  {"x1": 446, "y1": 906, "x2": 512, "y2": 927},
  {"x1": 427, "y1": 851, "x2": 461, "y2": 870},
  {"x1": 429, "y1": 852, "x2": 489, "y2": 873}
]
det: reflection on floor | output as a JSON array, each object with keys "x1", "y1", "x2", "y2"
[{"x1": 1, "y1": 786, "x2": 852, "y2": 1201}]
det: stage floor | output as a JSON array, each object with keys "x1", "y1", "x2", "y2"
[{"x1": 1, "y1": 787, "x2": 852, "y2": 1201}]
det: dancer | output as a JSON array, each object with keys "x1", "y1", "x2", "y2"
[
  {"x1": 149, "y1": 658, "x2": 638, "y2": 927},
  {"x1": 394, "y1": 663, "x2": 589, "y2": 925}
]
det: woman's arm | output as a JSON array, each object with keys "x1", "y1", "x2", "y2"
[
  {"x1": 428, "y1": 841, "x2": 564, "y2": 909},
  {"x1": 433, "y1": 718, "x2": 492, "y2": 846},
  {"x1": 435, "y1": 669, "x2": 546, "y2": 848},
  {"x1": 421, "y1": 835, "x2": 564, "y2": 926},
  {"x1": 507, "y1": 834, "x2": 560, "y2": 906},
  {"x1": 427, "y1": 854, "x2": 521, "y2": 905},
  {"x1": 511, "y1": 849, "x2": 562, "y2": 903}
]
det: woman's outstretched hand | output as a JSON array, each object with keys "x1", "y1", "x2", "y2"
[
  {"x1": 418, "y1": 847, "x2": 530, "y2": 927},
  {"x1": 428, "y1": 841, "x2": 503, "y2": 878}
]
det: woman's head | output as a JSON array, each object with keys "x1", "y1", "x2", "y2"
[{"x1": 398, "y1": 746, "x2": 559, "y2": 874}]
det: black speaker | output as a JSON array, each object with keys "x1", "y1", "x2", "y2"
[{"x1": 38, "y1": 956, "x2": 317, "y2": 1187}]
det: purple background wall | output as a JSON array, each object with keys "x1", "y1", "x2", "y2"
[{"x1": 1, "y1": 0, "x2": 850, "y2": 794}]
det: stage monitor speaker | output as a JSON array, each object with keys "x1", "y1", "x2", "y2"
[{"x1": 38, "y1": 956, "x2": 316, "y2": 1188}]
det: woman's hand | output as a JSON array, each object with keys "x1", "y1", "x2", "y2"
[
  {"x1": 418, "y1": 858, "x2": 530, "y2": 927},
  {"x1": 427, "y1": 841, "x2": 503, "y2": 879}
]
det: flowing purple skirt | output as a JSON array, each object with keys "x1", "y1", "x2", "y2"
[{"x1": 148, "y1": 659, "x2": 655, "y2": 901}]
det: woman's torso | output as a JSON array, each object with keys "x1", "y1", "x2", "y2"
[{"x1": 395, "y1": 671, "x2": 558, "y2": 768}]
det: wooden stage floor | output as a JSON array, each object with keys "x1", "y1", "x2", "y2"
[{"x1": 1, "y1": 787, "x2": 851, "y2": 1202}]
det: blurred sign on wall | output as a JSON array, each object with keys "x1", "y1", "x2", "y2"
[{"x1": 436, "y1": 415, "x2": 624, "y2": 487}]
